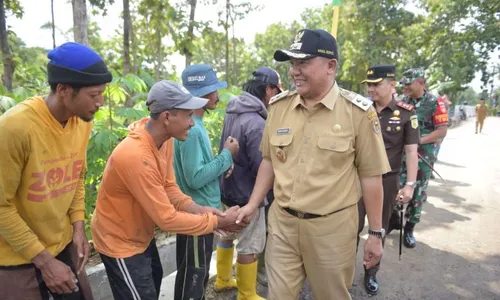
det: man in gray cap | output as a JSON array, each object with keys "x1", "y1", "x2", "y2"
[{"x1": 91, "y1": 80, "x2": 246, "y2": 300}]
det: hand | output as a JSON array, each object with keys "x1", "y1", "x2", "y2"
[
  {"x1": 198, "y1": 206, "x2": 226, "y2": 217},
  {"x1": 72, "y1": 221, "x2": 90, "y2": 274},
  {"x1": 396, "y1": 185, "x2": 414, "y2": 204},
  {"x1": 363, "y1": 235, "x2": 384, "y2": 269},
  {"x1": 217, "y1": 206, "x2": 248, "y2": 233},
  {"x1": 224, "y1": 136, "x2": 239, "y2": 157},
  {"x1": 236, "y1": 203, "x2": 257, "y2": 225},
  {"x1": 225, "y1": 163, "x2": 234, "y2": 179},
  {"x1": 33, "y1": 251, "x2": 79, "y2": 294}
]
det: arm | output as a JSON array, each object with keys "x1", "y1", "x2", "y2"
[
  {"x1": 179, "y1": 129, "x2": 233, "y2": 190},
  {"x1": 246, "y1": 158, "x2": 274, "y2": 210},
  {"x1": 68, "y1": 161, "x2": 86, "y2": 224},
  {"x1": 237, "y1": 110, "x2": 274, "y2": 222},
  {"x1": 163, "y1": 139, "x2": 196, "y2": 212},
  {"x1": 404, "y1": 144, "x2": 418, "y2": 182},
  {"x1": 122, "y1": 153, "x2": 218, "y2": 235},
  {"x1": 420, "y1": 126, "x2": 447, "y2": 144},
  {"x1": 0, "y1": 126, "x2": 46, "y2": 262},
  {"x1": 360, "y1": 176, "x2": 383, "y2": 231},
  {"x1": 404, "y1": 111, "x2": 420, "y2": 183},
  {"x1": 354, "y1": 107, "x2": 392, "y2": 230},
  {"x1": 422, "y1": 98, "x2": 448, "y2": 144}
]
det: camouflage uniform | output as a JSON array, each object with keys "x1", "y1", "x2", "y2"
[{"x1": 400, "y1": 73, "x2": 448, "y2": 224}]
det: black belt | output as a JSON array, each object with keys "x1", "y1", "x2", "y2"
[{"x1": 283, "y1": 204, "x2": 355, "y2": 219}]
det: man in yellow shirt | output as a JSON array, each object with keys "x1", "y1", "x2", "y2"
[{"x1": 0, "y1": 42, "x2": 112, "y2": 299}]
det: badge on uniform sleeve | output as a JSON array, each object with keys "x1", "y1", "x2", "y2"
[
  {"x1": 371, "y1": 119, "x2": 381, "y2": 134},
  {"x1": 367, "y1": 111, "x2": 377, "y2": 121},
  {"x1": 276, "y1": 149, "x2": 287, "y2": 162},
  {"x1": 410, "y1": 115, "x2": 418, "y2": 129}
]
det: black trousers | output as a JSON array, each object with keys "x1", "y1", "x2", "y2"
[
  {"x1": 357, "y1": 173, "x2": 400, "y2": 274},
  {"x1": 174, "y1": 234, "x2": 214, "y2": 300},
  {"x1": 100, "y1": 238, "x2": 163, "y2": 300}
]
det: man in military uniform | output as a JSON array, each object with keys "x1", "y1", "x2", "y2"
[
  {"x1": 475, "y1": 98, "x2": 488, "y2": 134},
  {"x1": 394, "y1": 68, "x2": 448, "y2": 248},
  {"x1": 357, "y1": 65, "x2": 419, "y2": 295},
  {"x1": 235, "y1": 29, "x2": 391, "y2": 299}
]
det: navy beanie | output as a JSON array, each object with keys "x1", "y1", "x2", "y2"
[{"x1": 47, "y1": 42, "x2": 112, "y2": 87}]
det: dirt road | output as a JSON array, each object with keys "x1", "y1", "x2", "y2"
[{"x1": 204, "y1": 118, "x2": 500, "y2": 300}]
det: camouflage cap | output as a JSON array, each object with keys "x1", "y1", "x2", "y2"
[{"x1": 402, "y1": 68, "x2": 425, "y2": 84}]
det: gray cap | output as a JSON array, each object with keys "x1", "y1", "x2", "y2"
[{"x1": 146, "y1": 80, "x2": 208, "y2": 113}]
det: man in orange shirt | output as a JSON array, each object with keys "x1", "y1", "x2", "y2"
[{"x1": 91, "y1": 80, "x2": 246, "y2": 300}]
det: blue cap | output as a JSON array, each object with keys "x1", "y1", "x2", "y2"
[
  {"x1": 253, "y1": 67, "x2": 283, "y2": 92},
  {"x1": 47, "y1": 42, "x2": 112, "y2": 86},
  {"x1": 181, "y1": 64, "x2": 227, "y2": 97}
]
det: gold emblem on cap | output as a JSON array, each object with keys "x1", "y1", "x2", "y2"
[
  {"x1": 396, "y1": 126, "x2": 401, "y2": 131},
  {"x1": 393, "y1": 110, "x2": 400, "y2": 117},
  {"x1": 276, "y1": 149, "x2": 287, "y2": 162},
  {"x1": 367, "y1": 69, "x2": 374, "y2": 75},
  {"x1": 333, "y1": 124, "x2": 341, "y2": 133},
  {"x1": 294, "y1": 31, "x2": 305, "y2": 43}
]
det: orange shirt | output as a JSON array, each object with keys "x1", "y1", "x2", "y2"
[{"x1": 91, "y1": 118, "x2": 218, "y2": 258}]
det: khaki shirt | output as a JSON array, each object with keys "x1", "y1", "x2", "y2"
[
  {"x1": 476, "y1": 104, "x2": 488, "y2": 120},
  {"x1": 378, "y1": 99, "x2": 420, "y2": 174},
  {"x1": 260, "y1": 83, "x2": 391, "y2": 215}
]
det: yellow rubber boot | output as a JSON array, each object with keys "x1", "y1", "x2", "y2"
[
  {"x1": 214, "y1": 245, "x2": 237, "y2": 292},
  {"x1": 236, "y1": 261, "x2": 266, "y2": 300}
]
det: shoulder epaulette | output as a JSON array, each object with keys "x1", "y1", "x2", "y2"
[
  {"x1": 269, "y1": 90, "x2": 296, "y2": 105},
  {"x1": 396, "y1": 101, "x2": 414, "y2": 111},
  {"x1": 339, "y1": 88, "x2": 372, "y2": 111}
]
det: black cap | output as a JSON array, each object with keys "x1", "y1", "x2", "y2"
[
  {"x1": 362, "y1": 65, "x2": 396, "y2": 84},
  {"x1": 274, "y1": 29, "x2": 338, "y2": 62},
  {"x1": 253, "y1": 67, "x2": 283, "y2": 92}
]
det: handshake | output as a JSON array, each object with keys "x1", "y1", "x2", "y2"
[{"x1": 198, "y1": 204, "x2": 257, "y2": 235}]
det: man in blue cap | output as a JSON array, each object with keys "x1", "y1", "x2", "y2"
[
  {"x1": 0, "y1": 42, "x2": 112, "y2": 299},
  {"x1": 173, "y1": 64, "x2": 241, "y2": 299}
]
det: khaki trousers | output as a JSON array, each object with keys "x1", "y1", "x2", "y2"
[{"x1": 265, "y1": 201, "x2": 358, "y2": 300}]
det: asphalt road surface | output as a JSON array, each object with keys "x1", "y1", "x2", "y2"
[{"x1": 201, "y1": 117, "x2": 500, "y2": 300}]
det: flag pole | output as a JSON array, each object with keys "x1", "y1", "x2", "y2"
[{"x1": 330, "y1": 0, "x2": 341, "y2": 39}]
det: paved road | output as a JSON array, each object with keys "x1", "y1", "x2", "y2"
[{"x1": 164, "y1": 118, "x2": 500, "y2": 300}]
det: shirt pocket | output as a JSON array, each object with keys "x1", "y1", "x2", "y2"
[
  {"x1": 315, "y1": 136, "x2": 353, "y2": 174},
  {"x1": 270, "y1": 135, "x2": 294, "y2": 164}
]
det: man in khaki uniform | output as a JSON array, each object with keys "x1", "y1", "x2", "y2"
[
  {"x1": 235, "y1": 29, "x2": 391, "y2": 300},
  {"x1": 475, "y1": 98, "x2": 488, "y2": 134}
]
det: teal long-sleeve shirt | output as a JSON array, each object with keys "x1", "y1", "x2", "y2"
[{"x1": 174, "y1": 116, "x2": 233, "y2": 208}]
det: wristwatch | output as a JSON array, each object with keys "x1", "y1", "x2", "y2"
[
  {"x1": 406, "y1": 181, "x2": 417, "y2": 188},
  {"x1": 368, "y1": 228, "x2": 386, "y2": 239}
]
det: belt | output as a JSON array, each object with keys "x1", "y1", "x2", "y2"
[{"x1": 283, "y1": 204, "x2": 355, "y2": 220}]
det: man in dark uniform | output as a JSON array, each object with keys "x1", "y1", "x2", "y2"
[{"x1": 357, "y1": 65, "x2": 420, "y2": 295}]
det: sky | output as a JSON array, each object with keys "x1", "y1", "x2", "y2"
[{"x1": 7, "y1": 0, "x2": 499, "y2": 93}]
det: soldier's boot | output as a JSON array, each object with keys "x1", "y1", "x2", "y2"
[
  {"x1": 236, "y1": 261, "x2": 266, "y2": 300},
  {"x1": 363, "y1": 267, "x2": 379, "y2": 295},
  {"x1": 256, "y1": 252, "x2": 267, "y2": 287},
  {"x1": 214, "y1": 245, "x2": 237, "y2": 292},
  {"x1": 387, "y1": 211, "x2": 401, "y2": 235},
  {"x1": 403, "y1": 221, "x2": 417, "y2": 248}
]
